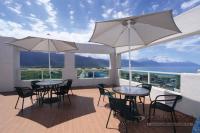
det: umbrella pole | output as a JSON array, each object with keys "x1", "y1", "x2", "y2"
[
  {"x1": 48, "y1": 40, "x2": 51, "y2": 79},
  {"x1": 128, "y1": 21, "x2": 132, "y2": 87}
]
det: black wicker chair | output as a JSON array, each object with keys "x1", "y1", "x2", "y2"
[
  {"x1": 148, "y1": 94, "x2": 182, "y2": 133},
  {"x1": 137, "y1": 83, "x2": 152, "y2": 114},
  {"x1": 54, "y1": 80, "x2": 72, "y2": 104},
  {"x1": 97, "y1": 84, "x2": 115, "y2": 106},
  {"x1": 107, "y1": 96, "x2": 140, "y2": 133},
  {"x1": 62, "y1": 79, "x2": 73, "y2": 95},
  {"x1": 15, "y1": 87, "x2": 35, "y2": 113}
]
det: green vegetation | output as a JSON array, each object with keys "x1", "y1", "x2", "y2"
[{"x1": 21, "y1": 68, "x2": 62, "y2": 80}]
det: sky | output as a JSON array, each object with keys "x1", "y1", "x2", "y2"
[{"x1": 0, "y1": 0, "x2": 200, "y2": 64}]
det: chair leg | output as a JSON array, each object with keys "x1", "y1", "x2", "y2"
[
  {"x1": 21, "y1": 98, "x2": 24, "y2": 113},
  {"x1": 153, "y1": 107, "x2": 156, "y2": 116},
  {"x1": 124, "y1": 119, "x2": 128, "y2": 133},
  {"x1": 70, "y1": 89, "x2": 73, "y2": 95},
  {"x1": 149, "y1": 95, "x2": 152, "y2": 102},
  {"x1": 15, "y1": 96, "x2": 20, "y2": 109},
  {"x1": 62, "y1": 94, "x2": 65, "y2": 102},
  {"x1": 170, "y1": 111, "x2": 176, "y2": 133},
  {"x1": 97, "y1": 95, "x2": 101, "y2": 106},
  {"x1": 148, "y1": 106, "x2": 152, "y2": 123},
  {"x1": 173, "y1": 111, "x2": 177, "y2": 122},
  {"x1": 139, "y1": 96, "x2": 142, "y2": 103},
  {"x1": 142, "y1": 97, "x2": 145, "y2": 114},
  {"x1": 30, "y1": 96, "x2": 33, "y2": 105},
  {"x1": 106, "y1": 110, "x2": 112, "y2": 128},
  {"x1": 67, "y1": 95, "x2": 71, "y2": 104}
]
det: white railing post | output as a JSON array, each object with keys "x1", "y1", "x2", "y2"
[
  {"x1": 148, "y1": 72, "x2": 150, "y2": 84},
  {"x1": 41, "y1": 70, "x2": 44, "y2": 80}
]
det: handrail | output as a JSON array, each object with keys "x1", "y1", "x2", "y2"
[
  {"x1": 118, "y1": 68, "x2": 181, "y2": 75},
  {"x1": 119, "y1": 69, "x2": 181, "y2": 92}
]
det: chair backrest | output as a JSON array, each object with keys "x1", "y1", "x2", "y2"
[
  {"x1": 61, "y1": 79, "x2": 73, "y2": 93},
  {"x1": 31, "y1": 80, "x2": 40, "y2": 90},
  {"x1": 67, "y1": 79, "x2": 73, "y2": 88},
  {"x1": 157, "y1": 94, "x2": 182, "y2": 109},
  {"x1": 15, "y1": 87, "x2": 24, "y2": 97},
  {"x1": 108, "y1": 96, "x2": 127, "y2": 112},
  {"x1": 172, "y1": 95, "x2": 182, "y2": 109},
  {"x1": 97, "y1": 84, "x2": 105, "y2": 95},
  {"x1": 141, "y1": 83, "x2": 152, "y2": 93}
]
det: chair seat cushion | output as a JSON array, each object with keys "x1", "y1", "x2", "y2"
[{"x1": 152, "y1": 102, "x2": 173, "y2": 112}]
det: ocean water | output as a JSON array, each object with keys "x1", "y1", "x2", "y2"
[{"x1": 122, "y1": 67, "x2": 200, "y2": 73}]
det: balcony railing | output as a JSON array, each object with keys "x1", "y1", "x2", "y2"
[
  {"x1": 76, "y1": 68, "x2": 109, "y2": 79},
  {"x1": 20, "y1": 68, "x2": 63, "y2": 80},
  {"x1": 119, "y1": 69, "x2": 181, "y2": 92}
]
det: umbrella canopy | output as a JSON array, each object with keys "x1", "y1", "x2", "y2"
[
  {"x1": 8, "y1": 36, "x2": 78, "y2": 79},
  {"x1": 9, "y1": 36, "x2": 77, "y2": 52},
  {"x1": 89, "y1": 10, "x2": 181, "y2": 86}
]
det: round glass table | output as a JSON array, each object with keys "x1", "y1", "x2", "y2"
[
  {"x1": 36, "y1": 80, "x2": 63, "y2": 104},
  {"x1": 112, "y1": 85, "x2": 149, "y2": 97},
  {"x1": 113, "y1": 85, "x2": 150, "y2": 115}
]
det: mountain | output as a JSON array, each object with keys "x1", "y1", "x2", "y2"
[
  {"x1": 75, "y1": 55, "x2": 109, "y2": 68},
  {"x1": 20, "y1": 52, "x2": 109, "y2": 68},
  {"x1": 121, "y1": 59, "x2": 200, "y2": 67},
  {"x1": 20, "y1": 52, "x2": 200, "y2": 68},
  {"x1": 20, "y1": 52, "x2": 64, "y2": 68}
]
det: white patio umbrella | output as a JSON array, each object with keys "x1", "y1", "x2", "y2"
[
  {"x1": 8, "y1": 36, "x2": 78, "y2": 79},
  {"x1": 89, "y1": 10, "x2": 181, "y2": 86}
]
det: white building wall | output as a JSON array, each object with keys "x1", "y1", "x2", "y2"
[{"x1": 0, "y1": 37, "x2": 16, "y2": 92}]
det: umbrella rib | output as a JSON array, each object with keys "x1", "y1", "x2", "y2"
[
  {"x1": 29, "y1": 38, "x2": 46, "y2": 50},
  {"x1": 52, "y1": 40, "x2": 60, "y2": 52},
  {"x1": 131, "y1": 26, "x2": 146, "y2": 45},
  {"x1": 113, "y1": 26, "x2": 127, "y2": 46}
]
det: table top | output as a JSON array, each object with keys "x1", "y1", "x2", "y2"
[
  {"x1": 112, "y1": 85, "x2": 149, "y2": 96},
  {"x1": 36, "y1": 80, "x2": 63, "y2": 86}
]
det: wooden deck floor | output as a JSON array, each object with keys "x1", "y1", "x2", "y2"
[{"x1": 0, "y1": 87, "x2": 194, "y2": 133}]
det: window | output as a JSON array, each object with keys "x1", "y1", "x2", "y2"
[
  {"x1": 20, "y1": 51, "x2": 64, "y2": 80},
  {"x1": 75, "y1": 53, "x2": 110, "y2": 78}
]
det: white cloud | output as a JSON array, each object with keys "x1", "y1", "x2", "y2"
[
  {"x1": 102, "y1": 8, "x2": 113, "y2": 18},
  {"x1": 75, "y1": 53, "x2": 110, "y2": 60},
  {"x1": 181, "y1": 0, "x2": 200, "y2": 9},
  {"x1": 121, "y1": 51, "x2": 140, "y2": 60},
  {"x1": 151, "y1": 56, "x2": 180, "y2": 63},
  {"x1": 121, "y1": 0, "x2": 129, "y2": 7},
  {"x1": 0, "y1": 17, "x2": 94, "y2": 43},
  {"x1": 0, "y1": 19, "x2": 23, "y2": 32},
  {"x1": 164, "y1": 35, "x2": 200, "y2": 52},
  {"x1": 69, "y1": 10, "x2": 75, "y2": 24},
  {"x1": 152, "y1": 4, "x2": 159, "y2": 10},
  {"x1": 87, "y1": 0, "x2": 93, "y2": 4},
  {"x1": 26, "y1": 1, "x2": 31, "y2": 6},
  {"x1": 4, "y1": 1, "x2": 22, "y2": 15},
  {"x1": 112, "y1": 11, "x2": 130, "y2": 19},
  {"x1": 36, "y1": 0, "x2": 58, "y2": 29}
]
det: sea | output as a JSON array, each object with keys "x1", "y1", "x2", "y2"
[{"x1": 122, "y1": 66, "x2": 200, "y2": 73}]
